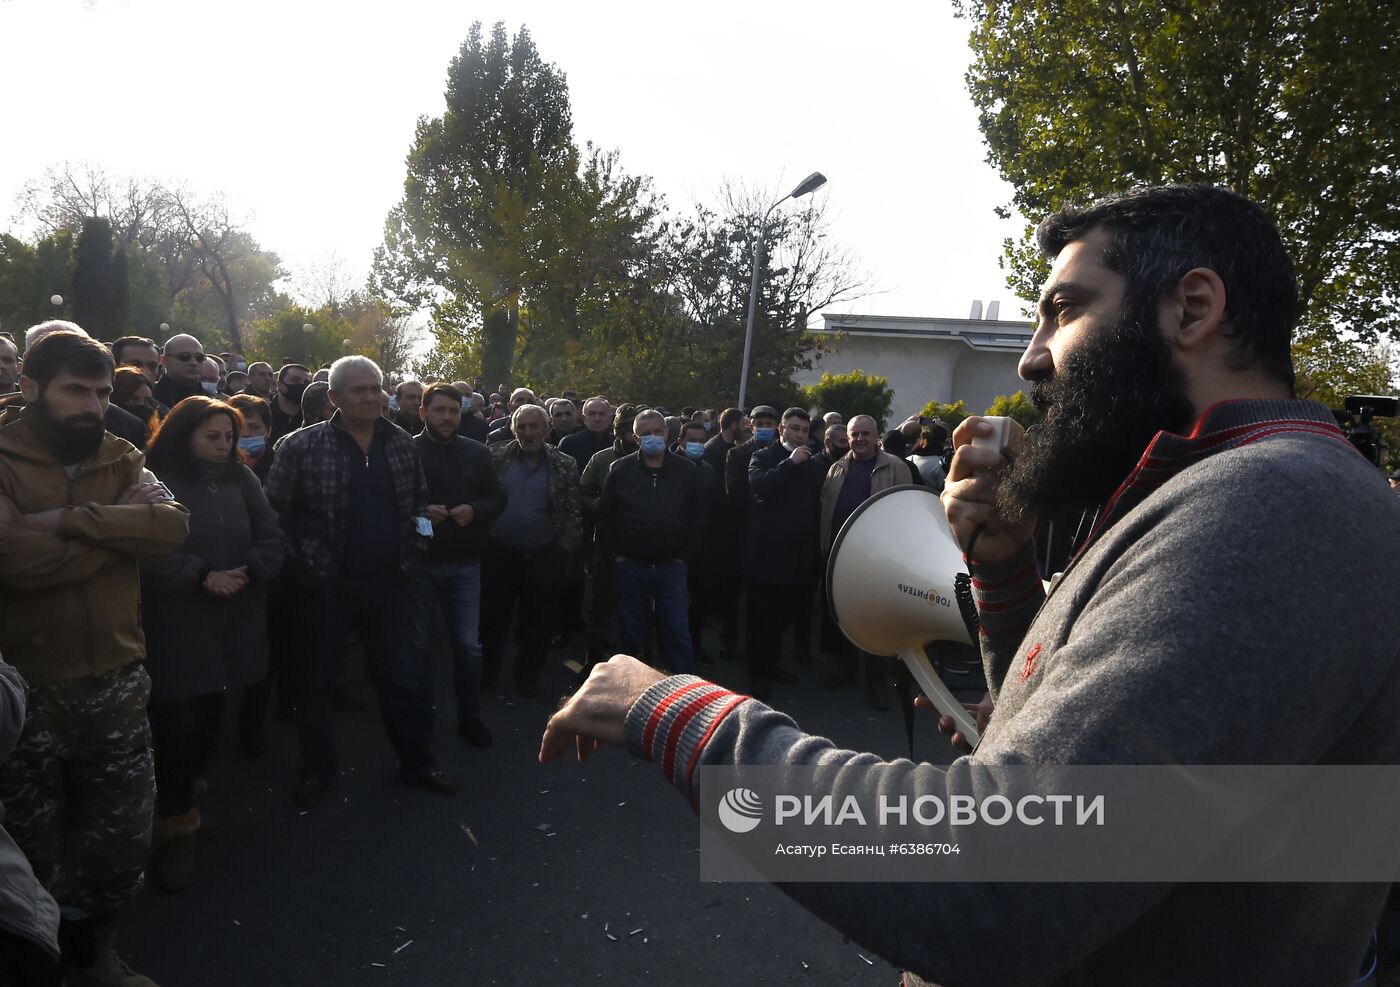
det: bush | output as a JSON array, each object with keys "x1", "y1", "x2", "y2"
[
  {"x1": 984, "y1": 391, "x2": 1040, "y2": 430},
  {"x1": 920, "y1": 399, "x2": 970, "y2": 432},
  {"x1": 802, "y1": 369, "x2": 894, "y2": 433}
]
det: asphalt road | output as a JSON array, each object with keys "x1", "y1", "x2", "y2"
[{"x1": 122, "y1": 628, "x2": 980, "y2": 986}]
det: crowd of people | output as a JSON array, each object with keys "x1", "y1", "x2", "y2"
[{"x1": 0, "y1": 316, "x2": 957, "y2": 986}]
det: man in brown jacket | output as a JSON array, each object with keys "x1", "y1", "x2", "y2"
[
  {"x1": 0, "y1": 331, "x2": 189, "y2": 987},
  {"x1": 818, "y1": 414, "x2": 914, "y2": 708}
]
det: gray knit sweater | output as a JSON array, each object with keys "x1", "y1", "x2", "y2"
[{"x1": 624, "y1": 399, "x2": 1400, "y2": 986}]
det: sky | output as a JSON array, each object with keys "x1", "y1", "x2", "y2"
[{"x1": 0, "y1": 0, "x2": 1028, "y2": 325}]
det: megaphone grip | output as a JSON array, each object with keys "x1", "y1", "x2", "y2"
[{"x1": 899, "y1": 645, "x2": 981, "y2": 747}]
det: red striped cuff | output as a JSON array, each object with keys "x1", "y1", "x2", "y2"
[
  {"x1": 624, "y1": 675, "x2": 748, "y2": 802},
  {"x1": 970, "y1": 541, "x2": 1044, "y2": 638}
]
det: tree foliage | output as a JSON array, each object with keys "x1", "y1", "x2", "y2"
[
  {"x1": 921, "y1": 399, "x2": 972, "y2": 432},
  {"x1": 803, "y1": 369, "x2": 894, "y2": 432},
  {"x1": 71, "y1": 217, "x2": 128, "y2": 340},
  {"x1": 983, "y1": 391, "x2": 1041, "y2": 429},
  {"x1": 388, "y1": 23, "x2": 869, "y2": 406},
  {"x1": 374, "y1": 21, "x2": 577, "y2": 389},
  {"x1": 11, "y1": 163, "x2": 284, "y2": 350},
  {"x1": 953, "y1": 1, "x2": 1400, "y2": 354}
]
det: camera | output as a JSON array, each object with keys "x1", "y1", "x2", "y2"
[{"x1": 1332, "y1": 394, "x2": 1398, "y2": 466}]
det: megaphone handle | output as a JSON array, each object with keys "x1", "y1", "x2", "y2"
[{"x1": 898, "y1": 645, "x2": 981, "y2": 748}]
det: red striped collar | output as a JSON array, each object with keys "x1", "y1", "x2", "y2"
[{"x1": 1075, "y1": 398, "x2": 1350, "y2": 562}]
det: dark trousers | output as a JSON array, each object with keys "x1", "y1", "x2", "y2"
[
  {"x1": 148, "y1": 692, "x2": 225, "y2": 818},
  {"x1": 299, "y1": 575, "x2": 434, "y2": 782},
  {"x1": 744, "y1": 578, "x2": 813, "y2": 681},
  {"x1": 820, "y1": 580, "x2": 886, "y2": 684},
  {"x1": 584, "y1": 547, "x2": 616, "y2": 664},
  {"x1": 714, "y1": 533, "x2": 743, "y2": 650},
  {"x1": 480, "y1": 544, "x2": 555, "y2": 690},
  {"x1": 614, "y1": 560, "x2": 694, "y2": 674},
  {"x1": 240, "y1": 582, "x2": 304, "y2": 737}
]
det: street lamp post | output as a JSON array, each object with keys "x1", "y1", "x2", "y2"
[{"x1": 736, "y1": 171, "x2": 827, "y2": 410}]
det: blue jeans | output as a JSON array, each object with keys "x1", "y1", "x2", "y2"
[
  {"x1": 410, "y1": 560, "x2": 484, "y2": 722},
  {"x1": 613, "y1": 559, "x2": 694, "y2": 674}
]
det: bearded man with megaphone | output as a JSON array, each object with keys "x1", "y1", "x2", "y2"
[{"x1": 540, "y1": 184, "x2": 1400, "y2": 987}]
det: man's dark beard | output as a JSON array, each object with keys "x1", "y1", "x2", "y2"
[
  {"x1": 997, "y1": 312, "x2": 1195, "y2": 528},
  {"x1": 26, "y1": 397, "x2": 106, "y2": 464}
]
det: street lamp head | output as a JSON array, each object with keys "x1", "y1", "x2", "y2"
[
  {"x1": 341, "y1": 338, "x2": 352, "y2": 348},
  {"x1": 789, "y1": 172, "x2": 827, "y2": 199},
  {"x1": 302, "y1": 323, "x2": 314, "y2": 334},
  {"x1": 49, "y1": 294, "x2": 63, "y2": 307},
  {"x1": 159, "y1": 322, "x2": 170, "y2": 333}
]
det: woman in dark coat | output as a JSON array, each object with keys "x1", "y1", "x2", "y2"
[{"x1": 141, "y1": 396, "x2": 284, "y2": 892}]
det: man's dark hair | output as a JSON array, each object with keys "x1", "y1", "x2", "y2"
[
  {"x1": 719, "y1": 407, "x2": 743, "y2": 431},
  {"x1": 421, "y1": 382, "x2": 461, "y2": 411},
  {"x1": 681, "y1": 420, "x2": 707, "y2": 442},
  {"x1": 277, "y1": 363, "x2": 310, "y2": 382},
  {"x1": 302, "y1": 381, "x2": 331, "y2": 422},
  {"x1": 146, "y1": 396, "x2": 243, "y2": 475},
  {"x1": 394, "y1": 379, "x2": 422, "y2": 400},
  {"x1": 781, "y1": 407, "x2": 810, "y2": 423},
  {"x1": 1036, "y1": 184, "x2": 1297, "y2": 390},
  {"x1": 111, "y1": 335, "x2": 158, "y2": 364},
  {"x1": 22, "y1": 332, "x2": 114, "y2": 388}
]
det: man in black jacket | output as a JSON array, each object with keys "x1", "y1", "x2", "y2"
[
  {"x1": 409, "y1": 384, "x2": 507, "y2": 747},
  {"x1": 743, "y1": 407, "x2": 826, "y2": 700},
  {"x1": 596, "y1": 409, "x2": 702, "y2": 674},
  {"x1": 153, "y1": 333, "x2": 206, "y2": 408},
  {"x1": 558, "y1": 396, "x2": 613, "y2": 473}
]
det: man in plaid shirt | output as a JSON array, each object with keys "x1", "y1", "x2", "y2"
[{"x1": 266, "y1": 355, "x2": 457, "y2": 809}]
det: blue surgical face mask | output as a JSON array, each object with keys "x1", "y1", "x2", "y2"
[
  {"x1": 238, "y1": 435, "x2": 266, "y2": 456},
  {"x1": 638, "y1": 435, "x2": 667, "y2": 456},
  {"x1": 200, "y1": 380, "x2": 219, "y2": 395},
  {"x1": 684, "y1": 441, "x2": 705, "y2": 459},
  {"x1": 754, "y1": 427, "x2": 775, "y2": 444}
]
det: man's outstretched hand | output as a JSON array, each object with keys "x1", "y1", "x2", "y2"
[
  {"x1": 916, "y1": 689, "x2": 994, "y2": 754},
  {"x1": 539, "y1": 655, "x2": 669, "y2": 765}
]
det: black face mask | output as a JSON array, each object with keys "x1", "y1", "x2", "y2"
[
  {"x1": 25, "y1": 397, "x2": 106, "y2": 465},
  {"x1": 997, "y1": 304, "x2": 1195, "y2": 527},
  {"x1": 282, "y1": 381, "x2": 307, "y2": 402}
]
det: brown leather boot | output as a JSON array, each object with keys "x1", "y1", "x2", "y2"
[{"x1": 151, "y1": 809, "x2": 200, "y2": 893}]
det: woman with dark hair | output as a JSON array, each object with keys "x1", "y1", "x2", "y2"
[
  {"x1": 139, "y1": 396, "x2": 284, "y2": 892},
  {"x1": 111, "y1": 366, "x2": 160, "y2": 448},
  {"x1": 907, "y1": 423, "x2": 949, "y2": 490},
  {"x1": 227, "y1": 393, "x2": 275, "y2": 483}
]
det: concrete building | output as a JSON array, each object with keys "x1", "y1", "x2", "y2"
[{"x1": 797, "y1": 302, "x2": 1035, "y2": 424}]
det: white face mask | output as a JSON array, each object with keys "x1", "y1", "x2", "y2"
[
  {"x1": 781, "y1": 440, "x2": 795, "y2": 452},
  {"x1": 200, "y1": 380, "x2": 219, "y2": 394}
]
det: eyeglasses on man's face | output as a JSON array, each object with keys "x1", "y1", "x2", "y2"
[{"x1": 169, "y1": 351, "x2": 205, "y2": 362}]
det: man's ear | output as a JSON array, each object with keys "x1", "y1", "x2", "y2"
[
  {"x1": 1161, "y1": 267, "x2": 1228, "y2": 352},
  {"x1": 19, "y1": 377, "x2": 38, "y2": 404}
]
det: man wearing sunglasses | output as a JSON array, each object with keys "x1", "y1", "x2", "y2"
[{"x1": 153, "y1": 334, "x2": 207, "y2": 409}]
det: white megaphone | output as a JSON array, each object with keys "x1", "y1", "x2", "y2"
[{"x1": 826, "y1": 484, "x2": 983, "y2": 746}]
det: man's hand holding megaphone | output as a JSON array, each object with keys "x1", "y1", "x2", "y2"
[
  {"x1": 933, "y1": 415, "x2": 1035, "y2": 751},
  {"x1": 940, "y1": 416, "x2": 1035, "y2": 566}
]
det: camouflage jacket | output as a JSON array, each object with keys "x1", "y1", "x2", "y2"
[{"x1": 489, "y1": 440, "x2": 582, "y2": 559}]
